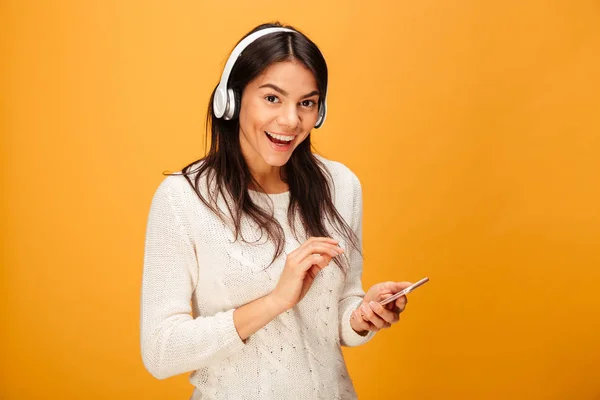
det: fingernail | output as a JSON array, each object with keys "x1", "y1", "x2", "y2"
[
  {"x1": 360, "y1": 304, "x2": 368, "y2": 313},
  {"x1": 369, "y1": 301, "x2": 378, "y2": 308}
]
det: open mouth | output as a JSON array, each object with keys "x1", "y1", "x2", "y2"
[{"x1": 265, "y1": 131, "x2": 294, "y2": 146}]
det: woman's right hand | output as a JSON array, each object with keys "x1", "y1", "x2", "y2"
[{"x1": 269, "y1": 237, "x2": 344, "y2": 312}]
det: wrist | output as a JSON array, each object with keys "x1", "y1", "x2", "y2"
[
  {"x1": 350, "y1": 302, "x2": 369, "y2": 336},
  {"x1": 264, "y1": 292, "x2": 289, "y2": 316}
]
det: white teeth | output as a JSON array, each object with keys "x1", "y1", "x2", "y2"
[{"x1": 266, "y1": 131, "x2": 294, "y2": 142}]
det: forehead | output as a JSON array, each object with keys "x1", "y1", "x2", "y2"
[{"x1": 252, "y1": 60, "x2": 318, "y2": 92}]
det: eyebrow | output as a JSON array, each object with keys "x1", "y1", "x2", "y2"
[{"x1": 258, "y1": 83, "x2": 319, "y2": 99}]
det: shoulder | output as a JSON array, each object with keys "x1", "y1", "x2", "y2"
[
  {"x1": 313, "y1": 154, "x2": 363, "y2": 231},
  {"x1": 149, "y1": 160, "x2": 206, "y2": 206},
  {"x1": 313, "y1": 153, "x2": 363, "y2": 220},
  {"x1": 313, "y1": 153, "x2": 362, "y2": 191}
]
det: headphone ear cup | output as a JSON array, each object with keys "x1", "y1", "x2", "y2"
[
  {"x1": 314, "y1": 99, "x2": 326, "y2": 128},
  {"x1": 231, "y1": 89, "x2": 241, "y2": 120},
  {"x1": 223, "y1": 88, "x2": 236, "y2": 120},
  {"x1": 224, "y1": 88, "x2": 241, "y2": 120}
]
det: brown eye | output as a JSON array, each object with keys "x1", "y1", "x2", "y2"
[
  {"x1": 301, "y1": 99, "x2": 316, "y2": 108},
  {"x1": 265, "y1": 95, "x2": 279, "y2": 103}
]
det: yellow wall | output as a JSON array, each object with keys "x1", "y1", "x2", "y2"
[{"x1": 2, "y1": 1, "x2": 599, "y2": 399}]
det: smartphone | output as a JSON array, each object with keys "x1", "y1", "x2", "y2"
[{"x1": 379, "y1": 277, "x2": 429, "y2": 306}]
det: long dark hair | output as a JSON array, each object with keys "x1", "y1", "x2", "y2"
[{"x1": 167, "y1": 22, "x2": 360, "y2": 272}]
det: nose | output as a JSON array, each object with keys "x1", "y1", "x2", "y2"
[{"x1": 276, "y1": 103, "x2": 300, "y2": 130}]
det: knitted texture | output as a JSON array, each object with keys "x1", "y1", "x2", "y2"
[{"x1": 140, "y1": 155, "x2": 376, "y2": 399}]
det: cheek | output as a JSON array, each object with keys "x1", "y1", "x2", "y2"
[
  {"x1": 294, "y1": 131, "x2": 311, "y2": 147},
  {"x1": 239, "y1": 101, "x2": 256, "y2": 127},
  {"x1": 241, "y1": 102, "x2": 276, "y2": 131},
  {"x1": 295, "y1": 112, "x2": 318, "y2": 141},
  {"x1": 302, "y1": 109, "x2": 319, "y2": 129}
]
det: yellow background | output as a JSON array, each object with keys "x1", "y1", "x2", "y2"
[{"x1": 2, "y1": 1, "x2": 599, "y2": 399}]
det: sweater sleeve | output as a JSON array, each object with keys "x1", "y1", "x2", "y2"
[
  {"x1": 140, "y1": 178, "x2": 245, "y2": 379},
  {"x1": 338, "y1": 172, "x2": 377, "y2": 347}
]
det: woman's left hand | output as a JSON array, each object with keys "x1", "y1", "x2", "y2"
[{"x1": 350, "y1": 281, "x2": 412, "y2": 334}]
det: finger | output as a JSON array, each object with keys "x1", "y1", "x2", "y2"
[
  {"x1": 297, "y1": 254, "x2": 326, "y2": 274},
  {"x1": 291, "y1": 242, "x2": 343, "y2": 263},
  {"x1": 306, "y1": 264, "x2": 321, "y2": 280},
  {"x1": 380, "y1": 293, "x2": 396, "y2": 310},
  {"x1": 351, "y1": 309, "x2": 377, "y2": 332},
  {"x1": 395, "y1": 295, "x2": 408, "y2": 312},
  {"x1": 303, "y1": 254, "x2": 335, "y2": 281},
  {"x1": 313, "y1": 258, "x2": 331, "y2": 271},
  {"x1": 304, "y1": 237, "x2": 340, "y2": 249},
  {"x1": 359, "y1": 303, "x2": 389, "y2": 330},
  {"x1": 311, "y1": 256, "x2": 333, "y2": 272},
  {"x1": 321, "y1": 253, "x2": 333, "y2": 263},
  {"x1": 294, "y1": 239, "x2": 343, "y2": 257},
  {"x1": 303, "y1": 237, "x2": 342, "y2": 253},
  {"x1": 288, "y1": 238, "x2": 333, "y2": 259},
  {"x1": 385, "y1": 281, "x2": 413, "y2": 294},
  {"x1": 368, "y1": 301, "x2": 399, "y2": 324},
  {"x1": 288, "y1": 246, "x2": 338, "y2": 265}
]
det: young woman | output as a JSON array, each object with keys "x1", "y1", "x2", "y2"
[{"x1": 141, "y1": 22, "x2": 412, "y2": 399}]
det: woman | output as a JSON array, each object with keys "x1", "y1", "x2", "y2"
[{"x1": 141, "y1": 22, "x2": 412, "y2": 399}]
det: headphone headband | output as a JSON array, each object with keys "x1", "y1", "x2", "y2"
[
  {"x1": 217, "y1": 28, "x2": 295, "y2": 99},
  {"x1": 213, "y1": 27, "x2": 327, "y2": 128}
]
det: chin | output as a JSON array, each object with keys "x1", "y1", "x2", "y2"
[{"x1": 263, "y1": 153, "x2": 292, "y2": 167}]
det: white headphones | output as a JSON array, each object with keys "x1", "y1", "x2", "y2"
[{"x1": 212, "y1": 27, "x2": 327, "y2": 129}]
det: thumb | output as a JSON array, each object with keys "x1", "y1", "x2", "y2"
[
  {"x1": 388, "y1": 281, "x2": 413, "y2": 293},
  {"x1": 306, "y1": 264, "x2": 321, "y2": 281}
]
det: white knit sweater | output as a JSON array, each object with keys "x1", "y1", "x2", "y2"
[{"x1": 140, "y1": 155, "x2": 376, "y2": 399}]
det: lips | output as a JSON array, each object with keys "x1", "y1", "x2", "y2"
[
  {"x1": 265, "y1": 131, "x2": 295, "y2": 144},
  {"x1": 264, "y1": 131, "x2": 294, "y2": 152}
]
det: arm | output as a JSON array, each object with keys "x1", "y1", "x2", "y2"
[
  {"x1": 338, "y1": 173, "x2": 377, "y2": 347},
  {"x1": 140, "y1": 179, "x2": 284, "y2": 379},
  {"x1": 233, "y1": 295, "x2": 285, "y2": 341}
]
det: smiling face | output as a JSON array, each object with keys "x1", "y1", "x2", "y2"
[{"x1": 238, "y1": 60, "x2": 321, "y2": 172}]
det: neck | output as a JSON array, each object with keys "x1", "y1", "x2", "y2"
[
  {"x1": 248, "y1": 163, "x2": 287, "y2": 193},
  {"x1": 241, "y1": 146, "x2": 288, "y2": 194}
]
